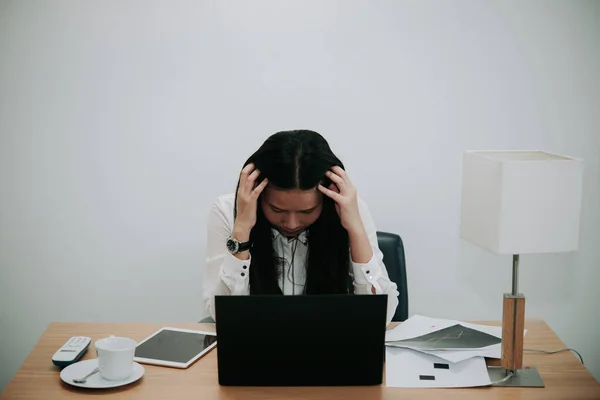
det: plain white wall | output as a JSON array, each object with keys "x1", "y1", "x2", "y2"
[{"x1": 1, "y1": 0, "x2": 599, "y2": 390}]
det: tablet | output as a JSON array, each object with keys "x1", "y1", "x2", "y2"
[{"x1": 134, "y1": 327, "x2": 217, "y2": 368}]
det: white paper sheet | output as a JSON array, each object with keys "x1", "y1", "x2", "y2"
[
  {"x1": 385, "y1": 315, "x2": 526, "y2": 364},
  {"x1": 385, "y1": 347, "x2": 492, "y2": 388},
  {"x1": 418, "y1": 346, "x2": 500, "y2": 363},
  {"x1": 385, "y1": 315, "x2": 503, "y2": 343},
  {"x1": 387, "y1": 343, "x2": 501, "y2": 363}
]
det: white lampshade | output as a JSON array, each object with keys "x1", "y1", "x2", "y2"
[{"x1": 460, "y1": 150, "x2": 583, "y2": 255}]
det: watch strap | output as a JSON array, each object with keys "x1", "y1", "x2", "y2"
[{"x1": 237, "y1": 240, "x2": 252, "y2": 251}]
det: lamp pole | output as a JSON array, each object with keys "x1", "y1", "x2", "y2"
[{"x1": 512, "y1": 255, "x2": 519, "y2": 296}]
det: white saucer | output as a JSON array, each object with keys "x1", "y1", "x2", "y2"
[{"x1": 60, "y1": 359, "x2": 145, "y2": 389}]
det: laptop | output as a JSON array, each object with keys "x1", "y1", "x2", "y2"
[{"x1": 214, "y1": 294, "x2": 388, "y2": 386}]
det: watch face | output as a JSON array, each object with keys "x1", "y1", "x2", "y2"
[{"x1": 226, "y1": 238, "x2": 238, "y2": 253}]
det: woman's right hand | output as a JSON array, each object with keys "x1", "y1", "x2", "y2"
[{"x1": 233, "y1": 163, "x2": 268, "y2": 240}]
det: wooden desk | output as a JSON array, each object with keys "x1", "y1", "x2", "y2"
[{"x1": 2, "y1": 320, "x2": 599, "y2": 399}]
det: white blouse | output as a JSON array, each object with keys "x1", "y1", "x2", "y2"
[{"x1": 202, "y1": 193, "x2": 399, "y2": 326}]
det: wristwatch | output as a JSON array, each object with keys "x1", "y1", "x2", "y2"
[{"x1": 226, "y1": 235, "x2": 252, "y2": 254}]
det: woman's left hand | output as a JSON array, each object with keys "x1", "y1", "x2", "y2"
[{"x1": 318, "y1": 166, "x2": 365, "y2": 234}]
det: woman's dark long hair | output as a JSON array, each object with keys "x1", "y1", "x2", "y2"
[{"x1": 233, "y1": 130, "x2": 352, "y2": 295}]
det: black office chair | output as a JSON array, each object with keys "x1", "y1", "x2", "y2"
[
  {"x1": 199, "y1": 231, "x2": 408, "y2": 323},
  {"x1": 376, "y1": 231, "x2": 409, "y2": 321}
]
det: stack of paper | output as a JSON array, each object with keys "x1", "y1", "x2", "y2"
[{"x1": 385, "y1": 315, "x2": 524, "y2": 388}]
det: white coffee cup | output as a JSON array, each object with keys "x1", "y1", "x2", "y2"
[{"x1": 94, "y1": 336, "x2": 137, "y2": 381}]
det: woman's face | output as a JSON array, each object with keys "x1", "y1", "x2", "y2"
[{"x1": 261, "y1": 186, "x2": 323, "y2": 237}]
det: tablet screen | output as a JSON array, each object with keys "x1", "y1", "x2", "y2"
[{"x1": 135, "y1": 329, "x2": 215, "y2": 364}]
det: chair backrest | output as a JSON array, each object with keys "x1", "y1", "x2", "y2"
[{"x1": 376, "y1": 231, "x2": 408, "y2": 321}]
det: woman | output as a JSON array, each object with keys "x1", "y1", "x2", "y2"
[{"x1": 203, "y1": 130, "x2": 399, "y2": 325}]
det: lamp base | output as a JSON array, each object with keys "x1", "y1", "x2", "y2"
[{"x1": 487, "y1": 366, "x2": 545, "y2": 387}]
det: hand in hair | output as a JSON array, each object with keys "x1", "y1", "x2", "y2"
[
  {"x1": 318, "y1": 166, "x2": 373, "y2": 267},
  {"x1": 233, "y1": 163, "x2": 269, "y2": 240},
  {"x1": 317, "y1": 166, "x2": 364, "y2": 235}
]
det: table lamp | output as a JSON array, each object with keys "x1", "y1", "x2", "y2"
[{"x1": 459, "y1": 150, "x2": 583, "y2": 387}]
